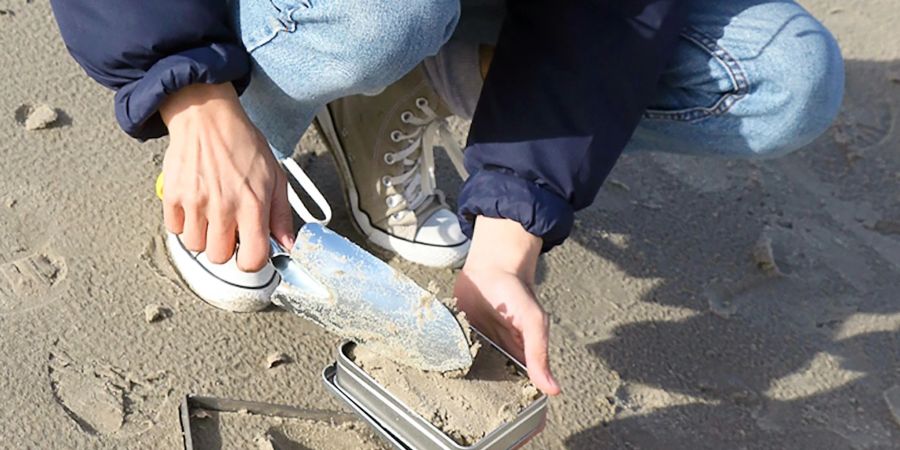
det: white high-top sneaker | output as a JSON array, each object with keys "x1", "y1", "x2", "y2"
[{"x1": 315, "y1": 65, "x2": 470, "y2": 268}]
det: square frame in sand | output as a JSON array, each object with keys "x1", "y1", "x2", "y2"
[{"x1": 178, "y1": 395, "x2": 358, "y2": 449}]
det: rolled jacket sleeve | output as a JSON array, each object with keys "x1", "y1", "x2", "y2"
[
  {"x1": 50, "y1": 0, "x2": 250, "y2": 140},
  {"x1": 457, "y1": 0, "x2": 685, "y2": 251},
  {"x1": 459, "y1": 167, "x2": 575, "y2": 249}
]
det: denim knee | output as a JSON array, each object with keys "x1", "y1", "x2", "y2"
[
  {"x1": 747, "y1": 17, "x2": 845, "y2": 159},
  {"x1": 273, "y1": 0, "x2": 460, "y2": 102}
]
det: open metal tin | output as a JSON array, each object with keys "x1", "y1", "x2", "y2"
[{"x1": 322, "y1": 330, "x2": 548, "y2": 450}]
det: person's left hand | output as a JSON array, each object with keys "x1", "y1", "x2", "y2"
[{"x1": 453, "y1": 216, "x2": 561, "y2": 396}]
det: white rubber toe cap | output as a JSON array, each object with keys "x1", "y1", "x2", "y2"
[
  {"x1": 415, "y1": 208, "x2": 467, "y2": 246},
  {"x1": 165, "y1": 233, "x2": 277, "y2": 312},
  {"x1": 362, "y1": 208, "x2": 468, "y2": 268}
]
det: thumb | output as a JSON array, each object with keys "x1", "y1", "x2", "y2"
[
  {"x1": 269, "y1": 173, "x2": 295, "y2": 250},
  {"x1": 522, "y1": 308, "x2": 561, "y2": 396}
]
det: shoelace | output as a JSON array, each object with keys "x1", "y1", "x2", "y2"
[{"x1": 381, "y1": 97, "x2": 469, "y2": 221}]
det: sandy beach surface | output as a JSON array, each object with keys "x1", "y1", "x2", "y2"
[{"x1": 1, "y1": 0, "x2": 898, "y2": 448}]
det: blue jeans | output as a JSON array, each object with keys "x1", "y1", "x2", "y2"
[
  {"x1": 229, "y1": 0, "x2": 460, "y2": 159},
  {"x1": 229, "y1": 0, "x2": 843, "y2": 160}
]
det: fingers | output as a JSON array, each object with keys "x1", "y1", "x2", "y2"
[
  {"x1": 204, "y1": 218, "x2": 237, "y2": 264},
  {"x1": 162, "y1": 175, "x2": 185, "y2": 235},
  {"x1": 236, "y1": 200, "x2": 271, "y2": 272},
  {"x1": 180, "y1": 208, "x2": 208, "y2": 252},
  {"x1": 163, "y1": 200, "x2": 185, "y2": 235},
  {"x1": 161, "y1": 167, "x2": 208, "y2": 253},
  {"x1": 522, "y1": 305, "x2": 561, "y2": 396},
  {"x1": 268, "y1": 171, "x2": 295, "y2": 250}
]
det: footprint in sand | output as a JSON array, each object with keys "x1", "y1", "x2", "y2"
[
  {"x1": 47, "y1": 344, "x2": 171, "y2": 438},
  {"x1": 0, "y1": 206, "x2": 68, "y2": 315},
  {"x1": 0, "y1": 251, "x2": 67, "y2": 314}
]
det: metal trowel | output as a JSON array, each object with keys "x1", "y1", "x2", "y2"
[
  {"x1": 268, "y1": 223, "x2": 473, "y2": 373},
  {"x1": 155, "y1": 169, "x2": 471, "y2": 372}
]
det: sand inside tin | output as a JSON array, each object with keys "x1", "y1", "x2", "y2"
[{"x1": 349, "y1": 336, "x2": 541, "y2": 446}]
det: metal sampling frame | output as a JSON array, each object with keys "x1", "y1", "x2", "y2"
[{"x1": 178, "y1": 395, "x2": 357, "y2": 450}]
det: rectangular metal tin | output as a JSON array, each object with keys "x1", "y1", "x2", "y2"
[
  {"x1": 323, "y1": 364, "x2": 408, "y2": 450},
  {"x1": 326, "y1": 331, "x2": 548, "y2": 450}
]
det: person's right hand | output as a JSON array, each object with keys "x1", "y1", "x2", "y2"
[{"x1": 159, "y1": 82, "x2": 294, "y2": 272}]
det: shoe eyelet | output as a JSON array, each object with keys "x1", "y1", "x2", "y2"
[
  {"x1": 400, "y1": 111, "x2": 413, "y2": 123},
  {"x1": 383, "y1": 153, "x2": 394, "y2": 164},
  {"x1": 390, "y1": 130, "x2": 403, "y2": 142},
  {"x1": 415, "y1": 98, "x2": 428, "y2": 108},
  {"x1": 386, "y1": 195, "x2": 400, "y2": 208},
  {"x1": 381, "y1": 176, "x2": 393, "y2": 187},
  {"x1": 391, "y1": 212, "x2": 405, "y2": 221}
]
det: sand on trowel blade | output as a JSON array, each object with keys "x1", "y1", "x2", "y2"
[{"x1": 270, "y1": 226, "x2": 473, "y2": 373}]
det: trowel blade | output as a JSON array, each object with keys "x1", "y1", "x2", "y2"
[{"x1": 270, "y1": 223, "x2": 473, "y2": 373}]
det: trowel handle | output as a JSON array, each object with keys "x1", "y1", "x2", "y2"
[
  {"x1": 280, "y1": 157, "x2": 332, "y2": 226},
  {"x1": 268, "y1": 237, "x2": 292, "y2": 272},
  {"x1": 269, "y1": 237, "x2": 288, "y2": 257},
  {"x1": 269, "y1": 157, "x2": 330, "y2": 270}
]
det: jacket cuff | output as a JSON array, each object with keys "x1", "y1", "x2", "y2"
[
  {"x1": 113, "y1": 43, "x2": 251, "y2": 140},
  {"x1": 457, "y1": 169, "x2": 574, "y2": 252}
]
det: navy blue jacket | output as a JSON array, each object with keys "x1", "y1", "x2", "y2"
[{"x1": 50, "y1": 0, "x2": 683, "y2": 251}]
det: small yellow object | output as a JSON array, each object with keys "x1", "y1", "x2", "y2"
[{"x1": 155, "y1": 172, "x2": 164, "y2": 200}]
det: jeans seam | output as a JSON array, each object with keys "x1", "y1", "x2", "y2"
[
  {"x1": 644, "y1": 26, "x2": 750, "y2": 122},
  {"x1": 244, "y1": 0, "x2": 306, "y2": 53}
]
